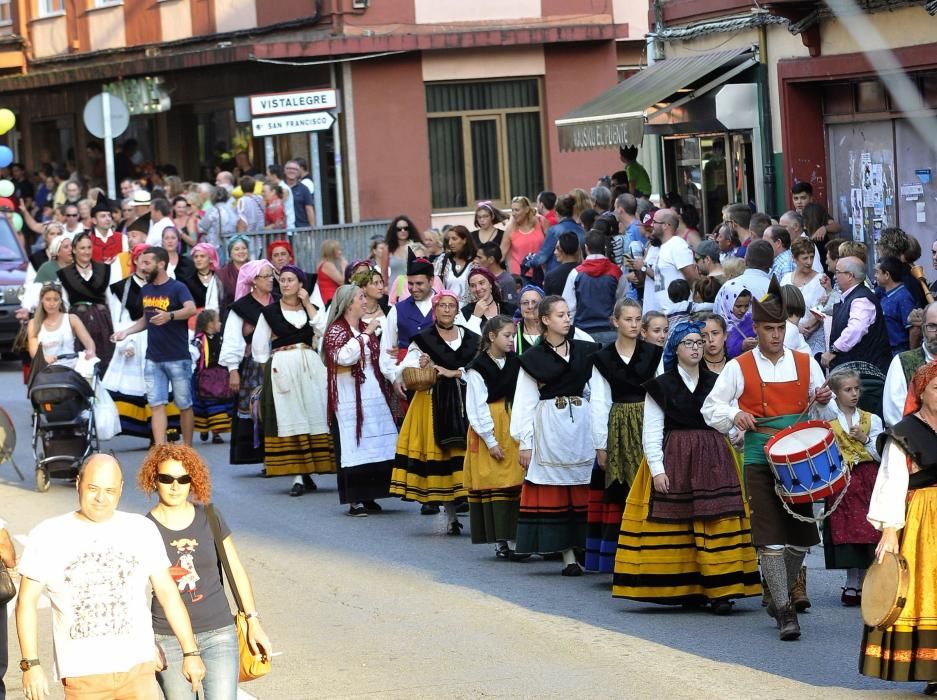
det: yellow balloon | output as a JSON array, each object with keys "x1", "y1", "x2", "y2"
[{"x1": 0, "y1": 109, "x2": 15, "y2": 135}]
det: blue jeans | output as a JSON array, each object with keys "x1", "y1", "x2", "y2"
[
  {"x1": 145, "y1": 358, "x2": 194, "y2": 409},
  {"x1": 155, "y1": 624, "x2": 238, "y2": 700}
]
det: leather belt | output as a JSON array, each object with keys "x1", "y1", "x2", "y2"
[{"x1": 752, "y1": 426, "x2": 781, "y2": 436}]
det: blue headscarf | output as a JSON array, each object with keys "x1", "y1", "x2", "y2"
[
  {"x1": 513, "y1": 284, "x2": 545, "y2": 321},
  {"x1": 662, "y1": 319, "x2": 704, "y2": 372}
]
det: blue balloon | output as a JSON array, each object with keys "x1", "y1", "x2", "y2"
[{"x1": 0, "y1": 146, "x2": 11, "y2": 168}]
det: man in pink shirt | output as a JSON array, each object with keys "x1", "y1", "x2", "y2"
[{"x1": 822, "y1": 256, "x2": 891, "y2": 374}]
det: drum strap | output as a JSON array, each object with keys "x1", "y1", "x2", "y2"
[{"x1": 744, "y1": 414, "x2": 800, "y2": 466}]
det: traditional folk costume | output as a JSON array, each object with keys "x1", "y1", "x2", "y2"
[
  {"x1": 323, "y1": 317, "x2": 397, "y2": 504},
  {"x1": 702, "y1": 276, "x2": 834, "y2": 639},
  {"x1": 510, "y1": 337, "x2": 598, "y2": 560},
  {"x1": 191, "y1": 330, "x2": 233, "y2": 436},
  {"x1": 586, "y1": 339, "x2": 662, "y2": 574},
  {"x1": 219, "y1": 261, "x2": 273, "y2": 465},
  {"x1": 464, "y1": 351, "x2": 524, "y2": 547},
  {"x1": 390, "y1": 317, "x2": 478, "y2": 506},
  {"x1": 823, "y1": 401, "x2": 883, "y2": 577},
  {"x1": 860, "y1": 363, "x2": 937, "y2": 686},
  {"x1": 251, "y1": 281, "x2": 334, "y2": 480},
  {"x1": 103, "y1": 251, "x2": 181, "y2": 439},
  {"x1": 57, "y1": 259, "x2": 114, "y2": 373},
  {"x1": 613, "y1": 322, "x2": 760, "y2": 606}
]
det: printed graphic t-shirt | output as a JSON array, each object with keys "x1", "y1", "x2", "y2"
[
  {"x1": 148, "y1": 505, "x2": 233, "y2": 635},
  {"x1": 142, "y1": 278, "x2": 193, "y2": 361},
  {"x1": 18, "y1": 511, "x2": 171, "y2": 680}
]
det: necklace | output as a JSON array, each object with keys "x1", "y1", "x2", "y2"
[
  {"x1": 917, "y1": 410, "x2": 937, "y2": 433},
  {"x1": 281, "y1": 298, "x2": 302, "y2": 309},
  {"x1": 705, "y1": 353, "x2": 727, "y2": 370},
  {"x1": 76, "y1": 261, "x2": 92, "y2": 270},
  {"x1": 544, "y1": 336, "x2": 568, "y2": 356}
]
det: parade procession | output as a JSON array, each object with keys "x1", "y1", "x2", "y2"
[{"x1": 3, "y1": 0, "x2": 937, "y2": 698}]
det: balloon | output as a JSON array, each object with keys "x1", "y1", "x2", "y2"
[
  {"x1": 0, "y1": 180, "x2": 12, "y2": 198},
  {"x1": 0, "y1": 197, "x2": 13, "y2": 210},
  {"x1": 11, "y1": 212, "x2": 22, "y2": 231},
  {"x1": 0, "y1": 146, "x2": 11, "y2": 168},
  {"x1": 0, "y1": 109, "x2": 14, "y2": 135}
]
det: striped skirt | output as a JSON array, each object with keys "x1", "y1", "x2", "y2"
[
  {"x1": 612, "y1": 455, "x2": 761, "y2": 604},
  {"x1": 860, "y1": 487, "x2": 937, "y2": 682},
  {"x1": 192, "y1": 375, "x2": 233, "y2": 435},
  {"x1": 390, "y1": 390, "x2": 467, "y2": 503},
  {"x1": 515, "y1": 481, "x2": 589, "y2": 555},
  {"x1": 263, "y1": 433, "x2": 335, "y2": 477},
  {"x1": 464, "y1": 401, "x2": 523, "y2": 544}
]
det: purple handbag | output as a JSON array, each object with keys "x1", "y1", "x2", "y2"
[{"x1": 197, "y1": 365, "x2": 234, "y2": 401}]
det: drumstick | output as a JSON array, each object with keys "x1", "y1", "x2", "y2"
[{"x1": 792, "y1": 377, "x2": 831, "y2": 425}]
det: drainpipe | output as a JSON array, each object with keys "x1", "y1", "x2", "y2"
[{"x1": 757, "y1": 24, "x2": 778, "y2": 215}]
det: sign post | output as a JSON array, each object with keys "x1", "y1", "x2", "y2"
[{"x1": 83, "y1": 93, "x2": 130, "y2": 200}]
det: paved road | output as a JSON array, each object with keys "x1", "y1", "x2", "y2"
[{"x1": 0, "y1": 363, "x2": 915, "y2": 698}]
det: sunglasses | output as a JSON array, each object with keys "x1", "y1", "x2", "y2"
[
  {"x1": 157, "y1": 473, "x2": 192, "y2": 485},
  {"x1": 396, "y1": 225, "x2": 411, "y2": 232},
  {"x1": 65, "y1": 213, "x2": 79, "y2": 217}
]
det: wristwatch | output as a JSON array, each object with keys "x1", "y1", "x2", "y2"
[
  {"x1": 20, "y1": 658, "x2": 40, "y2": 671},
  {"x1": 169, "y1": 311, "x2": 175, "y2": 321}
]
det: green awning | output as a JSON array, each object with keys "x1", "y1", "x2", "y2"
[{"x1": 556, "y1": 47, "x2": 759, "y2": 151}]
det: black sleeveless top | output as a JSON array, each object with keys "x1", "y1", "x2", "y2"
[
  {"x1": 58, "y1": 262, "x2": 110, "y2": 305},
  {"x1": 460, "y1": 301, "x2": 518, "y2": 323},
  {"x1": 413, "y1": 325, "x2": 479, "y2": 370},
  {"x1": 644, "y1": 367, "x2": 719, "y2": 432},
  {"x1": 110, "y1": 277, "x2": 145, "y2": 320},
  {"x1": 466, "y1": 352, "x2": 520, "y2": 404},
  {"x1": 228, "y1": 295, "x2": 266, "y2": 342},
  {"x1": 261, "y1": 303, "x2": 314, "y2": 349},
  {"x1": 519, "y1": 339, "x2": 598, "y2": 400},
  {"x1": 592, "y1": 340, "x2": 662, "y2": 404},
  {"x1": 878, "y1": 414, "x2": 937, "y2": 489}
]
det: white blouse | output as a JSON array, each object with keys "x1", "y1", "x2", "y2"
[
  {"x1": 397, "y1": 329, "x2": 467, "y2": 380},
  {"x1": 832, "y1": 401, "x2": 883, "y2": 462},
  {"x1": 867, "y1": 439, "x2": 910, "y2": 531},
  {"x1": 642, "y1": 365, "x2": 698, "y2": 477},
  {"x1": 219, "y1": 312, "x2": 248, "y2": 370},
  {"x1": 465, "y1": 356, "x2": 504, "y2": 450},
  {"x1": 251, "y1": 306, "x2": 319, "y2": 364}
]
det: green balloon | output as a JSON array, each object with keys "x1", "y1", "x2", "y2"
[
  {"x1": 0, "y1": 180, "x2": 13, "y2": 197},
  {"x1": 11, "y1": 212, "x2": 22, "y2": 231}
]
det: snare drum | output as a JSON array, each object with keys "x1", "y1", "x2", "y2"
[
  {"x1": 862, "y1": 551, "x2": 909, "y2": 629},
  {"x1": 764, "y1": 420, "x2": 848, "y2": 505}
]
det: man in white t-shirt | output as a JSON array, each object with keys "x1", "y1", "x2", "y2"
[
  {"x1": 647, "y1": 210, "x2": 698, "y2": 313},
  {"x1": 146, "y1": 198, "x2": 175, "y2": 247},
  {"x1": 16, "y1": 454, "x2": 205, "y2": 699}
]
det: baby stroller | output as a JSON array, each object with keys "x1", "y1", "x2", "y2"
[{"x1": 28, "y1": 359, "x2": 99, "y2": 492}]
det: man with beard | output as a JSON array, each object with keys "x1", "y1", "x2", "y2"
[
  {"x1": 112, "y1": 247, "x2": 197, "y2": 445},
  {"x1": 883, "y1": 301, "x2": 937, "y2": 426}
]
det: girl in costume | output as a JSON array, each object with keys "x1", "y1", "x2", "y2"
[
  {"x1": 191, "y1": 309, "x2": 232, "y2": 444},
  {"x1": 612, "y1": 320, "x2": 760, "y2": 612},
  {"x1": 464, "y1": 315, "x2": 524, "y2": 558},
  {"x1": 587, "y1": 298, "x2": 662, "y2": 574}
]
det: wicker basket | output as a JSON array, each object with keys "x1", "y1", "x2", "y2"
[{"x1": 402, "y1": 366, "x2": 437, "y2": 392}]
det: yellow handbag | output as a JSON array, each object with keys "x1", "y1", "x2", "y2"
[{"x1": 206, "y1": 505, "x2": 271, "y2": 682}]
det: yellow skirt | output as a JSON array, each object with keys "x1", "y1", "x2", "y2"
[
  {"x1": 463, "y1": 402, "x2": 523, "y2": 492},
  {"x1": 860, "y1": 487, "x2": 937, "y2": 681},
  {"x1": 390, "y1": 390, "x2": 467, "y2": 503},
  {"x1": 611, "y1": 452, "x2": 761, "y2": 604},
  {"x1": 264, "y1": 433, "x2": 335, "y2": 477}
]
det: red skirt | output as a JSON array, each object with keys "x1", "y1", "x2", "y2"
[{"x1": 827, "y1": 460, "x2": 879, "y2": 545}]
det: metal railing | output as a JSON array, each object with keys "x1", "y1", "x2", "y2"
[{"x1": 232, "y1": 220, "x2": 391, "y2": 271}]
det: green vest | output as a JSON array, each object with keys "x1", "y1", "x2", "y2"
[{"x1": 899, "y1": 346, "x2": 926, "y2": 384}]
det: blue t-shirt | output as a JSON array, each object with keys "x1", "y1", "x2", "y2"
[
  {"x1": 878, "y1": 283, "x2": 915, "y2": 355},
  {"x1": 291, "y1": 182, "x2": 314, "y2": 227},
  {"x1": 142, "y1": 278, "x2": 194, "y2": 362}
]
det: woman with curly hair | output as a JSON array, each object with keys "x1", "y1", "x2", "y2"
[
  {"x1": 384, "y1": 215, "x2": 422, "y2": 285},
  {"x1": 138, "y1": 444, "x2": 272, "y2": 700}
]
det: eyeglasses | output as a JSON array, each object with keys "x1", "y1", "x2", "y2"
[
  {"x1": 834, "y1": 269, "x2": 853, "y2": 277},
  {"x1": 925, "y1": 323, "x2": 937, "y2": 334},
  {"x1": 520, "y1": 299, "x2": 541, "y2": 306},
  {"x1": 435, "y1": 303, "x2": 458, "y2": 310},
  {"x1": 157, "y1": 473, "x2": 192, "y2": 485},
  {"x1": 255, "y1": 273, "x2": 275, "y2": 280},
  {"x1": 680, "y1": 339, "x2": 705, "y2": 349}
]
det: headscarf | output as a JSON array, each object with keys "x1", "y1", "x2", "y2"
[
  {"x1": 235, "y1": 259, "x2": 274, "y2": 301},
  {"x1": 431, "y1": 289, "x2": 459, "y2": 312},
  {"x1": 513, "y1": 284, "x2": 544, "y2": 321},
  {"x1": 468, "y1": 265, "x2": 502, "y2": 304},
  {"x1": 191, "y1": 242, "x2": 220, "y2": 271},
  {"x1": 279, "y1": 263, "x2": 306, "y2": 286},
  {"x1": 904, "y1": 361, "x2": 937, "y2": 416},
  {"x1": 662, "y1": 319, "x2": 704, "y2": 372},
  {"x1": 344, "y1": 259, "x2": 372, "y2": 283},
  {"x1": 48, "y1": 234, "x2": 67, "y2": 259},
  {"x1": 267, "y1": 239, "x2": 294, "y2": 263},
  {"x1": 129, "y1": 243, "x2": 149, "y2": 274},
  {"x1": 227, "y1": 235, "x2": 250, "y2": 255}
]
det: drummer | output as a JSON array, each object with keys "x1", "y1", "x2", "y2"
[
  {"x1": 702, "y1": 275, "x2": 834, "y2": 641},
  {"x1": 861, "y1": 362, "x2": 937, "y2": 693}
]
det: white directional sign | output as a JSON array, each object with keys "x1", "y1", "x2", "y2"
[
  {"x1": 250, "y1": 89, "x2": 337, "y2": 116},
  {"x1": 251, "y1": 111, "x2": 336, "y2": 137}
]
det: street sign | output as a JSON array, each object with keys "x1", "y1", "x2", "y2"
[
  {"x1": 83, "y1": 92, "x2": 131, "y2": 201},
  {"x1": 83, "y1": 93, "x2": 130, "y2": 140},
  {"x1": 251, "y1": 111, "x2": 335, "y2": 137},
  {"x1": 250, "y1": 89, "x2": 337, "y2": 116}
]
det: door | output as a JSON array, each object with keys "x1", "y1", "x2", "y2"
[{"x1": 894, "y1": 118, "x2": 937, "y2": 260}]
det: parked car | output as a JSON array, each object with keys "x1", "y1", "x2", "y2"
[{"x1": 0, "y1": 217, "x2": 27, "y2": 354}]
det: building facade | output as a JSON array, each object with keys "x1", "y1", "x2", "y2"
[{"x1": 0, "y1": 0, "x2": 648, "y2": 228}]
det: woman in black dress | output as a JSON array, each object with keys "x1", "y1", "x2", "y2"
[{"x1": 57, "y1": 232, "x2": 114, "y2": 372}]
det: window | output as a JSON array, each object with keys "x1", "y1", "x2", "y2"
[
  {"x1": 38, "y1": 0, "x2": 64, "y2": 16},
  {"x1": 426, "y1": 79, "x2": 545, "y2": 211},
  {"x1": 0, "y1": 0, "x2": 11, "y2": 33},
  {"x1": 93, "y1": 0, "x2": 122, "y2": 7}
]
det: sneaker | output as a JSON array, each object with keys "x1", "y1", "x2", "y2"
[
  {"x1": 561, "y1": 563, "x2": 583, "y2": 577},
  {"x1": 776, "y1": 604, "x2": 801, "y2": 641},
  {"x1": 790, "y1": 566, "x2": 811, "y2": 612},
  {"x1": 841, "y1": 586, "x2": 861, "y2": 607},
  {"x1": 347, "y1": 505, "x2": 368, "y2": 517},
  {"x1": 363, "y1": 500, "x2": 382, "y2": 513},
  {"x1": 421, "y1": 503, "x2": 440, "y2": 515}
]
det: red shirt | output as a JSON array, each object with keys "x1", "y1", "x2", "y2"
[{"x1": 91, "y1": 228, "x2": 124, "y2": 262}]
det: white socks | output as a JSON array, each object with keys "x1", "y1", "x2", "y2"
[
  {"x1": 561, "y1": 548, "x2": 576, "y2": 566},
  {"x1": 443, "y1": 503, "x2": 458, "y2": 524},
  {"x1": 845, "y1": 567, "x2": 865, "y2": 590},
  {"x1": 292, "y1": 475, "x2": 303, "y2": 486}
]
